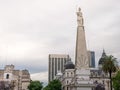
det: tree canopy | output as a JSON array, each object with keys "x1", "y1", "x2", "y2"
[
  {"x1": 102, "y1": 55, "x2": 118, "y2": 74},
  {"x1": 113, "y1": 71, "x2": 120, "y2": 90},
  {"x1": 43, "y1": 79, "x2": 62, "y2": 90},
  {"x1": 102, "y1": 55, "x2": 118, "y2": 90},
  {"x1": 28, "y1": 80, "x2": 43, "y2": 90}
]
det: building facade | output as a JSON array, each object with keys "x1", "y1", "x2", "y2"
[
  {"x1": 59, "y1": 52, "x2": 110, "y2": 90},
  {"x1": 48, "y1": 54, "x2": 70, "y2": 82},
  {"x1": 0, "y1": 65, "x2": 30, "y2": 90},
  {"x1": 90, "y1": 68, "x2": 110, "y2": 90},
  {"x1": 62, "y1": 60, "x2": 75, "y2": 90}
]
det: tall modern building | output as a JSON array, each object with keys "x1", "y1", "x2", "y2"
[
  {"x1": 88, "y1": 51, "x2": 95, "y2": 68},
  {"x1": 48, "y1": 54, "x2": 70, "y2": 82}
]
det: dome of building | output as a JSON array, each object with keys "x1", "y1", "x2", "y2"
[
  {"x1": 64, "y1": 59, "x2": 75, "y2": 69},
  {"x1": 98, "y1": 49, "x2": 106, "y2": 65}
]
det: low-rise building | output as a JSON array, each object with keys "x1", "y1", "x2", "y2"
[{"x1": 0, "y1": 65, "x2": 30, "y2": 90}]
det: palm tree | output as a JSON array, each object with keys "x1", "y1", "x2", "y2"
[{"x1": 102, "y1": 55, "x2": 118, "y2": 90}]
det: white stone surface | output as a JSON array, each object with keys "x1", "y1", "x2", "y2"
[
  {"x1": 76, "y1": 69, "x2": 90, "y2": 75},
  {"x1": 75, "y1": 8, "x2": 89, "y2": 69},
  {"x1": 74, "y1": 8, "x2": 94, "y2": 90},
  {"x1": 76, "y1": 87, "x2": 92, "y2": 90}
]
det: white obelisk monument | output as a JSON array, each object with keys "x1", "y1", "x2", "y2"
[
  {"x1": 75, "y1": 8, "x2": 89, "y2": 69},
  {"x1": 73, "y1": 8, "x2": 94, "y2": 90}
]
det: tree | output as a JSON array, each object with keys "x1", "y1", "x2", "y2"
[
  {"x1": 43, "y1": 79, "x2": 62, "y2": 90},
  {"x1": 102, "y1": 55, "x2": 118, "y2": 90},
  {"x1": 113, "y1": 71, "x2": 120, "y2": 90},
  {"x1": 28, "y1": 80, "x2": 43, "y2": 90}
]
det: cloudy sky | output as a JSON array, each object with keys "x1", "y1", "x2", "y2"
[{"x1": 0, "y1": 0, "x2": 120, "y2": 83}]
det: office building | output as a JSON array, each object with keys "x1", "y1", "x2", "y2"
[
  {"x1": 48, "y1": 54, "x2": 70, "y2": 82},
  {"x1": 88, "y1": 51, "x2": 95, "y2": 68}
]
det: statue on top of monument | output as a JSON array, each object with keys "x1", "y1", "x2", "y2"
[{"x1": 76, "y1": 7, "x2": 84, "y2": 27}]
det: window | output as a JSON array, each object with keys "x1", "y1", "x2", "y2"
[
  {"x1": 6, "y1": 74, "x2": 9, "y2": 79},
  {"x1": 102, "y1": 73, "x2": 105, "y2": 77},
  {"x1": 71, "y1": 72, "x2": 73, "y2": 77},
  {"x1": 67, "y1": 72, "x2": 69, "y2": 77},
  {"x1": 67, "y1": 87, "x2": 69, "y2": 90},
  {"x1": 95, "y1": 72, "x2": 97, "y2": 77},
  {"x1": 90, "y1": 72, "x2": 93, "y2": 77},
  {"x1": 67, "y1": 80, "x2": 69, "y2": 84},
  {"x1": 103, "y1": 80, "x2": 105, "y2": 84}
]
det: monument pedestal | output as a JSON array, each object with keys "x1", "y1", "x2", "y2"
[
  {"x1": 71, "y1": 69, "x2": 94, "y2": 90},
  {"x1": 75, "y1": 69, "x2": 92, "y2": 83}
]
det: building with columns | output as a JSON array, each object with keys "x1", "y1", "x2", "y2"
[{"x1": 48, "y1": 54, "x2": 70, "y2": 82}]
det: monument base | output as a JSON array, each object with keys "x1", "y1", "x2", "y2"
[
  {"x1": 70, "y1": 69, "x2": 95, "y2": 90},
  {"x1": 76, "y1": 87, "x2": 92, "y2": 90},
  {"x1": 76, "y1": 69, "x2": 93, "y2": 84},
  {"x1": 71, "y1": 84, "x2": 95, "y2": 90}
]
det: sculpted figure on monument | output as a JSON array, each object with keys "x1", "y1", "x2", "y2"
[{"x1": 77, "y1": 8, "x2": 83, "y2": 26}]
